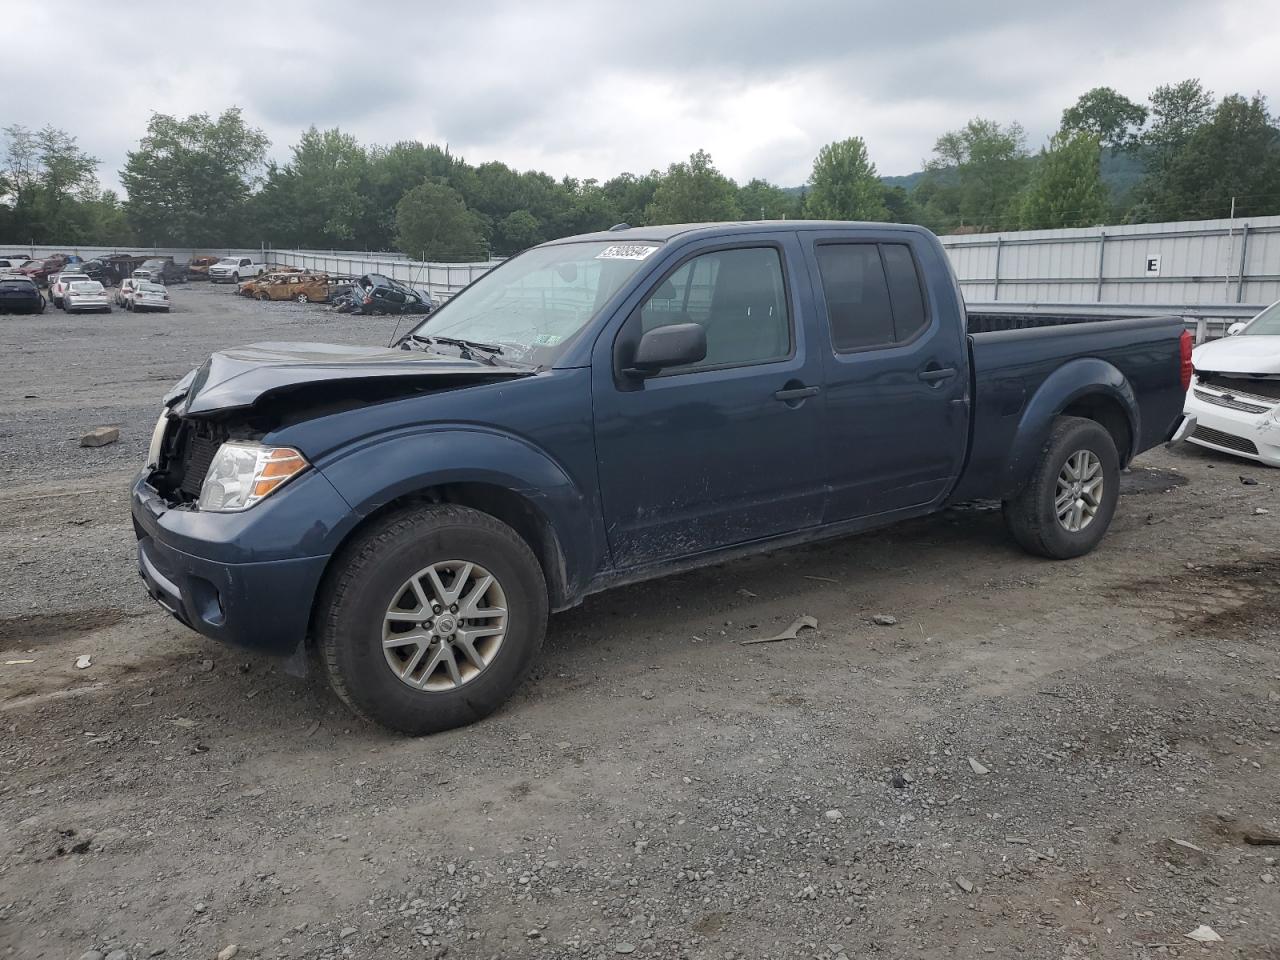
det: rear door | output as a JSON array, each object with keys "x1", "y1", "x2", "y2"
[
  {"x1": 800, "y1": 230, "x2": 969, "y2": 521},
  {"x1": 591, "y1": 233, "x2": 826, "y2": 568}
]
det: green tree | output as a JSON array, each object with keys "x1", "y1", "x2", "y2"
[
  {"x1": 1061, "y1": 87, "x2": 1148, "y2": 149},
  {"x1": 921, "y1": 118, "x2": 1031, "y2": 231},
  {"x1": 1133, "y1": 93, "x2": 1280, "y2": 221},
  {"x1": 363, "y1": 141, "x2": 460, "y2": 248},
  {"x1": 599, "y1": 171, "x2": 661, "y2": 226},
  {"x1": 121, "y1": 107, "x2": 268, "y2": 245},
  {"x1": 804, "y1": 137, "x2": 888, "y2": 220},
  {"x1": 395, "y1": 181, "x2": 485, "y2": 260},
  {"x1": 254, "y1": 127, "x2": 369, "y2": 247},
  {"x1": 737, "y1": 178, "x2": 798, "y2": 219},
  {"x1": 1019, "y1": 131, "x2": 1109, "y2": 229},
  {"x1": 1, "y1": 124, "x2": 101, "y2": 242},
  {"x1": 879, "y1": 184, "x2": 923, "y2": 225},
  {"x1": 1142, "y1": 79, "x2": 1215, "y2": 171},
  {"x1": 496, "y1": 209, "x2": 540, "y2": 252},
  {"x1": 644, "y1": 150, "x2": 741, "y2": 224}
]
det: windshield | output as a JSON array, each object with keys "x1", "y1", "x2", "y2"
[
  {"x1": 408, "y1": 240, "x2": 662, "y2": 367},
  {"x1": 1243, "y1": 300, "x2": 1280, "y2": 336}
]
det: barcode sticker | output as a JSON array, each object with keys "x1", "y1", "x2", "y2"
[{"x1": 596, "y1": 244, "x2": 658, "y2": 261}]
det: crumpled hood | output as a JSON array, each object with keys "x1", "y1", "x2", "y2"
[
  {"x1": 1193, "y1": 335, "x2": 1280, "y2": 376},
  {"x1": 168, "y1": 341, "x2": 530, "y2": 415}
]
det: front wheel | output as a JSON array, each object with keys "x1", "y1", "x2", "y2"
[
  {"x1": 1003, "y1": 416, "x2": 1120, "y2": 560},
  {"x1": 232, "y1": 272, "x2": 240, "y2": 283},
  {"x1": 317, "y1": 505, "x2": 548, "y2": 735}
]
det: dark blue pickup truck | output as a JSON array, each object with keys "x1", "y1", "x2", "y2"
[{"x1": 133, "y1": 221, "x2": 1192, "y2": 733}]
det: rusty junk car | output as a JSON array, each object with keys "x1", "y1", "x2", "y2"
[{"x1": 237, "y1": 271, "x2": 350, "y2": 303}]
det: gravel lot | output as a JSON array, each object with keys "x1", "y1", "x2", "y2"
[{"x1": 1, "y1": 284, "x2": 1278, "y2": 960}]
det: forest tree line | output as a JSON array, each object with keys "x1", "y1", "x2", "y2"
[{"x1": 2, "y1": 78, "x2": 1277, "y2": 260}]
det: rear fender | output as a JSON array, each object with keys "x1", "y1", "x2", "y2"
[{"x1": 1003, "y1": 358, "x2": 1138, "y2": 496}]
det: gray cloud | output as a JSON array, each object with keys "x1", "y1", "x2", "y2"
[{"x1": 1, "y1": 0, "x2": 1275, "y2": 195}]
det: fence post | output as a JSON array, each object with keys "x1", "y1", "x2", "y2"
[
  {"x1": 1095, "y1": 232, "x2": 1106, "y2": 302},
  {"x1": 992, "y1": 237, "x2": 1002, "y2": 302},
  {"x1": 1195, "y1": 316, "x2": 1208, "y2": 345},
  {"x1": 1235, "y1": 223, "x2": 1250, "y2": 303}
]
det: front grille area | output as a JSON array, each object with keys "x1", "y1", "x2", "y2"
[
  {"x1": 1198, "y1": 373, "x2": 1280, "y2": 402},
  {"x1": 1192, "y1": 425, "x2": 1259, "y2": 455},
  {"x1": 1193, "y1": 388, "x2": 1272, "y2": 414}
]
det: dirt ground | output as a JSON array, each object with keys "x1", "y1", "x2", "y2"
[{"x1": 1, "y1": 284, "x2": 1278, "y2": 960}]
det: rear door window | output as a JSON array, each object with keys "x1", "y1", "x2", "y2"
[{"x1": 815, "y1": 242, "x2": 930, "y2": 352}]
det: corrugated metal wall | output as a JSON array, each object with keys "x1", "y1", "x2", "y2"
[{"x1": 941, "y1": 215, "x2": 1280, "y2": 306}]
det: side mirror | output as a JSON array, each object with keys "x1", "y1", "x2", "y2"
[
  {"x1": 1227, "y1": 322, "x2": 1246, "y2": 336},
  {"x1": 626, "y1": 323, "x2": 707, "y2": 376}
]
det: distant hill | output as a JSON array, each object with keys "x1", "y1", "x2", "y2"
[{"x1": 782, "y1": 148, "x2": 1145, "y2": 203}]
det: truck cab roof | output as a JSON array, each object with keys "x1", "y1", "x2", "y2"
[{"x1": 546, "y1": 220, "x2": 933, "y2": 247}]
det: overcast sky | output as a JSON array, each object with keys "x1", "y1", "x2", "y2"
[{"x1": 3, "y1": 0, "x2": 1277, "y2": 195}]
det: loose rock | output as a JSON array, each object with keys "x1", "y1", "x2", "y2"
[
  {"x1": 872, "y1": 614, "x2": 898, "y2": 626},
  {"x1": 968, "y1": 757, "x2": 990, "y2": 776},
  {"x1": 217, "y1": 947, "x2": 239, "y2": 960},
  {"x1": 80, "y1": 426, "x2": 120, "y2": 448}
]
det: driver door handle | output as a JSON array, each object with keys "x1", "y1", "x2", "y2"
[
  {"x1": 918, "y1": 366, "x2": 957, "y2": 383},
  {"x1": 774, "y1": 384, "x2": 820, "y2": 402}
]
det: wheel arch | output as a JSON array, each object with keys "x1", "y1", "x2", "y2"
[
  {"x1": 306, "y1": 480, "x2": 572, "y2": 644},
  {"x1": 1004, "y1": 358, "x2": 1140, "y2": 496}
]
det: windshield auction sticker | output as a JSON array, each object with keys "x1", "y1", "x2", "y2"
[{"x1": 596, "y1": 244, "x2": 659, "y2": 261}]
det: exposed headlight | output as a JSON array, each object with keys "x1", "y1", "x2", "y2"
[
  {"x1": 197, "y1": 441, "x2": 309, "y2": 512},
  {"x1": 147, "y1": 411, "x2": 170, "y2": 467}
]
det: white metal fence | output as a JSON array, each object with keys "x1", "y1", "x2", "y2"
[{"x1": 940, "y1": 215, "x2": 1280, "y2": 307}]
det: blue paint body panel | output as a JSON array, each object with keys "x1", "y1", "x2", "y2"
[{"x1": 130, "y1": 222, "x2": 1187, "y2": 654}]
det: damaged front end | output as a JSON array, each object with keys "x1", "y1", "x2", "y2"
[
  {"x1": 132, "y1": 340, "x2": 534, "y2": 654},
  {"x1": 143, "y1": 341, "x2": 532, "y2": 509}
]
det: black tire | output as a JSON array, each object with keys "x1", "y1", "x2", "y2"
[
  {"x1": 317, "y1": 504, "x2": 548, "y2": 735},
  {"x1": 232, "y1": 272, "x2": 240, "y2": 283},
  {"x1": 1003, "y1": 415, "x2": 1120, "y2": 560}
]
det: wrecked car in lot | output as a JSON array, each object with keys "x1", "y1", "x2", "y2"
[
  {"x1": 338, "y1": 273, "x2": 434, "y2": 314},
  {"x1": 239, "y1": 271, "x2": 348, "y2": 303},
  {"x1": 64, "y1": 280, "x2": 112, "y2": 313},
  {"x1": 133, "y1": 222, "x2": 1190, "y2": 735},
  {"x1": 0, "y1": 275, "x2": 45, "y2": 313},
  {"x1": 187, "y1": 255, "x2": 221, "y2": 281},
  {"x1": 133, "y1": 258, "x2": 188, "y2": 285},
  {"x1": 1179, "y1": 297, "x2": 1280, "y2": 466}
]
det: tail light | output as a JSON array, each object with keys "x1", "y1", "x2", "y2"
[{"x1": 1179, "y1": 329, "x2": 1194, "y2": 391}]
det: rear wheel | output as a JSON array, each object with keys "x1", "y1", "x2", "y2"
[
  {"x1": 1003, "y1": 416, "x2": 1120, "y2": 559},
  {"x1": 317, "y1": 505, "x2": 548, "y2": 735}
]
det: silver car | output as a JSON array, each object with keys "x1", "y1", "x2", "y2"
[
  {"x1": 64, "y1": 280, "x2": 113, "y2": 314},
  {"x1": 130, "y1": 281, "x2": 171, "y2": 312}
]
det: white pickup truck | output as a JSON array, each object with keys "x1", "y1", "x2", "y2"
[{"x1": 208, "y1": 255, "x2": 267, "y2": 284}]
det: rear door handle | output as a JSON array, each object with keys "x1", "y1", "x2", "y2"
[
  {"x1": 774, "y1": 384, "x2": 820, "y2": 402},
  {"x1": 918, "y1": 366, "x2": 957, "y2": 383}
]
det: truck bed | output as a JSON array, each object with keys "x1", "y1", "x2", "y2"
[{"x1": 950, "y1": 314, "x2": 1188, "y2": 501}]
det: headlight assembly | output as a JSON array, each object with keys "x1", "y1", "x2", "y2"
[{"x1": 197, "y1": 442, "x2": 309, "y2": 513}]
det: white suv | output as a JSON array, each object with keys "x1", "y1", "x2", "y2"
[{"x1": 209, "y1": 256, "x2": 266, "y2": 283}]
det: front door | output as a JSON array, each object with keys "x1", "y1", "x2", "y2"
[{"x1": 592, "y1": 237, "x2": 825, "y2": 569}]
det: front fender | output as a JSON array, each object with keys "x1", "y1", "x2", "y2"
[
  {"x1": 1004, "y1": 357, "x2": 1139, "y2": 495},
  {"x1": 316, "y1": 426, "x2": 604, "y2": 605}
]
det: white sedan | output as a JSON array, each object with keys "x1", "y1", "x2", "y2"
[{"x1": 1180, "y1": 299, "x2": 1280, "y2": 466}]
